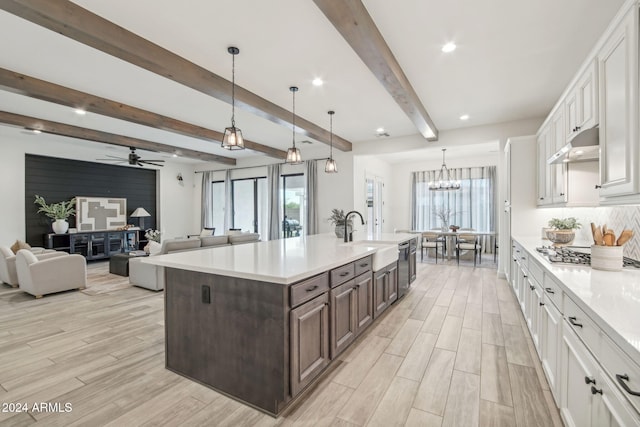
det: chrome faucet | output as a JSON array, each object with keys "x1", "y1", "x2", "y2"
[{"x1": 344, "y1": 210, "x2": 365, "y2": 242}]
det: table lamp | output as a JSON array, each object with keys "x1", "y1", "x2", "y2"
[{"x1": 131, "y1": 207, "x2": 151, "y2": 229}]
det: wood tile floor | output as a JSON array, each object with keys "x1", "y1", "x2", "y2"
[{"x1": 0, "y1": 260, "x2": 564, "y2": 426}]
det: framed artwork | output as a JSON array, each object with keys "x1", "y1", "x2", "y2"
[{"x1": 76, "y1": 197, "x2": 127, "y2": 231}]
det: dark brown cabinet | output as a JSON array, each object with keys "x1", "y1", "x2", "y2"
[
  {"x1": 45, "y1": 230, "x2": 138, "y2": 260},
  {"x1": 354, "y1": 272, "x2": 373, "y2": 332},
  {"x1": 330, "y1": 279, "x2": 357, "y2": 358},
  {"x1": 373, "y1": 261, "x2": 399, "y2": 319},
  {"x1": 290, "y1": 292, "x2": 330, "y2": 397}
]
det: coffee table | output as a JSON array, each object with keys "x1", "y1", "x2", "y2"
[{"x1": 109, "y1": 252, "x2": 147, "y2": 276}]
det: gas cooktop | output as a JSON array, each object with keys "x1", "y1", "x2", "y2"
[{"x1": 535, "y1": 246, "x2": 640, "y2": 268}]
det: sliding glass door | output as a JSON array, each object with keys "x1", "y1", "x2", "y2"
[
  {"x1": 282, "y1": 174, "x2": 304, "y2": 238},
  {"x1": 232, "y1": 177, "x2": 267, "y2": 234}
]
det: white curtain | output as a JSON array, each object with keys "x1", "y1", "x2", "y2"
[
  {"x1": 412, "y1": 166, "x2": 496, "y2": 253},
  {"x1": 224, "y1": 169, "x2": 232, "y2": 232},
  {"x1": 267, "y1": 164, "x2": 281, "y2": 241},
  {"x1": 201, "y1": 171, "x2": 214, "y2": 229},
  {"x1": 304, "y1": 160, "x2": 318, "y2": 235}
]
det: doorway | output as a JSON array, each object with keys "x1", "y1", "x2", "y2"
[{"x1": 365, "y1": 175, "x2": 384, "y2": 235}]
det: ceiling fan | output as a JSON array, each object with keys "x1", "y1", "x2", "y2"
[{"x1": 97, "y1": 147, "x2": 165, "y2": 167}]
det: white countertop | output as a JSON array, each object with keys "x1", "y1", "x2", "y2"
[
  {"x1": 143, "y1": 233, "x2": 416, "y2": 285},
  {"x1": 513, "y1": 236, "x2": 640, "y2": 363}
]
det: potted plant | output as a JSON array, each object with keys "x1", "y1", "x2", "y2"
[
  {"x1": 546, "y1": 217, "x2": 581, "y2": 245},
  {"x1": 329, "y1": 209, "x2": 353, "y2": 238},
  {"x1": 34, "y1": 195, "x2": 76, "y2": 234}
]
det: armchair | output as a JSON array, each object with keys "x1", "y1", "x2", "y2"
[
  {"x1": 0, "y1": 246, "x2": 65, "y2": 287},
  {"x1": 15, "y1": 250, "x2": 86, "y2": 298},
  {"x1": 421, "y1": 232, "x2": 445, "y2": 263}
]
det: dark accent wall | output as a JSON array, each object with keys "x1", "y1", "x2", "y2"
[{"x1": 25, "y1": 154, "x2": 157, "y2": 246}]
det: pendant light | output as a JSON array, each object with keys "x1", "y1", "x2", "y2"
[
  {"x1": 285, "y1": 86, "x2": 303, "y2": 164},
  {"x1": 325, "y1": 110, "x2": 338, "y2": 173},
  {"x1": 221, "y1": 46, "x2": 244, "y2": 150},
  {"x1": 428, "y1": 148, "x2": 461, "y2": 191}
]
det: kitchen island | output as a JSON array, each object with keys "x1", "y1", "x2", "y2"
[{"x1": 144, "y1": 233, "x2": 417, "y2": 416}]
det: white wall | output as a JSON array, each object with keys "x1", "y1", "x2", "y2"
[{"x1": 0, "y1": 126, "x2": 195, "y2": 243}]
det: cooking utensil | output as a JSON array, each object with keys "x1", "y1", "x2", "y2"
[
  {"x1": 602, "y1": 224, "x2": 608, "y2": 235},
  {"x1": 594, "y1": 226, "x2": 604, "y2": 246},
  {"x1": 590, "y1": 223, "x2": 597, "y2": 244},
  {"x1": 603, "y1": 230, "x2": 616, "y2": 246},
  {"x1": 617, "y1": 229, "x2": 634, "y2": 246}
]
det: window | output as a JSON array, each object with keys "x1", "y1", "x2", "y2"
[
  {"x1": 412, "y1": 166, "x2": 496, "y2": 233},
  {"x1": 282, "y1": 174, "x2": 304, "y2": 238},
  {"x1": 231, "y1": 177, "x2": 267, "y2": 234}
]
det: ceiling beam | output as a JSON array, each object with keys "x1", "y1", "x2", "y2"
[
  {"x1": 0, "y1": 110, "x2": 237, "y2": 165},
  {"x1": 0, "y1": 68, "x2": 287, "y2": 159},
  {"x1": 313, "y1": 0, "x2": 439, "y2": 141},
  {"x1": 0, "y1": 0, "x2": 353, "y2": 151}
]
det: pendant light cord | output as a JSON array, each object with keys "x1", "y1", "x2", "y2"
[
  {"x1": 329, "y1": 112, "x2": 333, "y2": 158},
  {"x1": 292, "y1": 89, "x2": 296, "y2": 148},
  {"x1": 231, "y1": 53, "x2": 236, "y2": 127}
]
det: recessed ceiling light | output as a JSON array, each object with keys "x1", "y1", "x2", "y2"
[
  {"x1": 376, "y1": 127, "x2": 385, "y2": 133},
  {"x1": 74, "y1": 108, "x2": 86, "y2": 115},
  {"x1": 312, "y1": 78, "x2": 323, "y2": 86},
  {"x1": 442, "y1": 42, "x2": 456, "y2": 53},
  {"x1": 32, "y1": 129, "x2": 41, "y2": 134},
  {"x1": 172, "y1": 154, "x2": 178, "y2": 158},
  {"x1": 459, "y1": 114, "x2": 469, "y2": 121}
]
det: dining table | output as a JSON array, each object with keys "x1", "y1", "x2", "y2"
[{"x1": 410, "y1": 229, "x2": 497, "y2": 260}]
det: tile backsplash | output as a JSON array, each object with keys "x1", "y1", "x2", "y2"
[{"x1": 544, "y1": 206, "x2": 640, "y2": 260}]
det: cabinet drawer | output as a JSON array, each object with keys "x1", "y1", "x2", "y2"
[
  {"x1": 330, "y1": 263, "x2": 355, "y2": 288},
  {"x1": 564, "y1": 296, "x2": 601, "y2": 357},
  {"x1": 600, "y1": 334, "x2": 640, "y2": 415},
  {"x1": 542, "y1": 274, "x2": 563, "y2": 311},
  {"x1": 354, "y1": 256, "x2": 372, "y2": 276},
  {"x1": 528, "y1": 258, "x2": 544, "y2": 285},
  {"x1": 290, "y1": 272, "x2": 329, "y2": 308}
]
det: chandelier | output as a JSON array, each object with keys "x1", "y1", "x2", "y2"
[{"x1": 429, "y1": 148, "x2": 460, "y2": 191}]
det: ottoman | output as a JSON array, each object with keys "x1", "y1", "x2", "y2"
[{"x1": 109, "y1": 253, "x2": 132, "y2": 276}]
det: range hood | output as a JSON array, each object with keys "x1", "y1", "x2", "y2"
[{"x1": 548, "y1": 126, "x2": 599, "y2": 164}]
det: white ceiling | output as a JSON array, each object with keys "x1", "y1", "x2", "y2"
[{"x1": 0, "y1": 0, "x2": 626, "y2": 163}]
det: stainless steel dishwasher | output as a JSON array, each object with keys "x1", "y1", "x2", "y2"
[{"x1": 397, "y1": 241, "x2": 410, "y2": 298}]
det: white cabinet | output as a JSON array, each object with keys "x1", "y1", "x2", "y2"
[
  {"x1": 566, "y1": 60, "x2": 599, "y2": 141},
  {"x1": 540, "y1": 295, "x2": 562, "y2": 403},
  {"x1": 551, "y1": 108, "x2": 568, "y2": 204},
  {"x1": 560, "y1": 322, "x2": 639, "y2": 427},
  {"x1": 537, "y1": 126, "x2": 552, "y2": 206},
  {"x1": 598, "y1": 6, "x2": 639, "y2": 199}
]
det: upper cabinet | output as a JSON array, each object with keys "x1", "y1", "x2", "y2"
[
  {"x1": 536, "y1": 0, "x2": 640, "y2": 206},
  {"x1": 566, "y1": 60, "x2": 599, "y2": 142},
  {"x1": 598, "y1": 5, "x2": 639, "y2": 200}
]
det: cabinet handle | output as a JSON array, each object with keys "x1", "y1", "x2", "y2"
[
  {"x1": 521, "y1": 256, "x2": 526, "y2": 260},
  {"x1": 591, "y1": 386, "x2": 603, "y2": 395},
  {"x1": 560, "y1": 193, "x2": 565, "y2": 196},
  {"x1": 568, "y1": 316, "x2": 583, "y2": 328},
  {"x1": 359, "y1": 263, "x2": 368, "y2": 267},
  {"x1": 545, "y1": 287, "x2": 555, "y2": 294},
  {"x1": 539, "y1": 197, "x2": 544, "y2": 200},
  {"x1": 576, "y1": 126, "x2": 581, "y2": 131},
  {"x1": 539, "y1": 302, "x2": 545, "y2": 306},
  {"x1": 585, "y1": 376, "x2": 596, "y2": 385},
  {"x1": 595, "y1": 185, "x2": 602, "y2": 189},
  {"x1": 306, "y1": 285, "x2": 319, "y2": 292},
  {"x1": 616, "y1": 374, "x2": 640, "y2": 396},
  {"x1": 339, "y1": 272, "x2": 350, "y2": 277},
  {"x1": 523, "y1": 274, "x2": 528, "y2": 278},
  {"x1": 529, "y1": 285, "x2": 535, "y2": 290}
]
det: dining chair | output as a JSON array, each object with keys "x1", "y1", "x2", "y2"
[
  {"x1": 421, "y1": 231, "x2": 445, "y2": 263},
  {"x1": 456, "y1": 229, "x2": 482, "y2": 267}
]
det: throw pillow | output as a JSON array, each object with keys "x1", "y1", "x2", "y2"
[
  {"x1": 199, "y1": 228, "x2": 215, "y2": 237},
  {"x1": 10, "y1": 240, "x2": 31, "y2": 254},
  {"x1": 148, "y1": 241, "x2": 162, "y2": 256}
]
